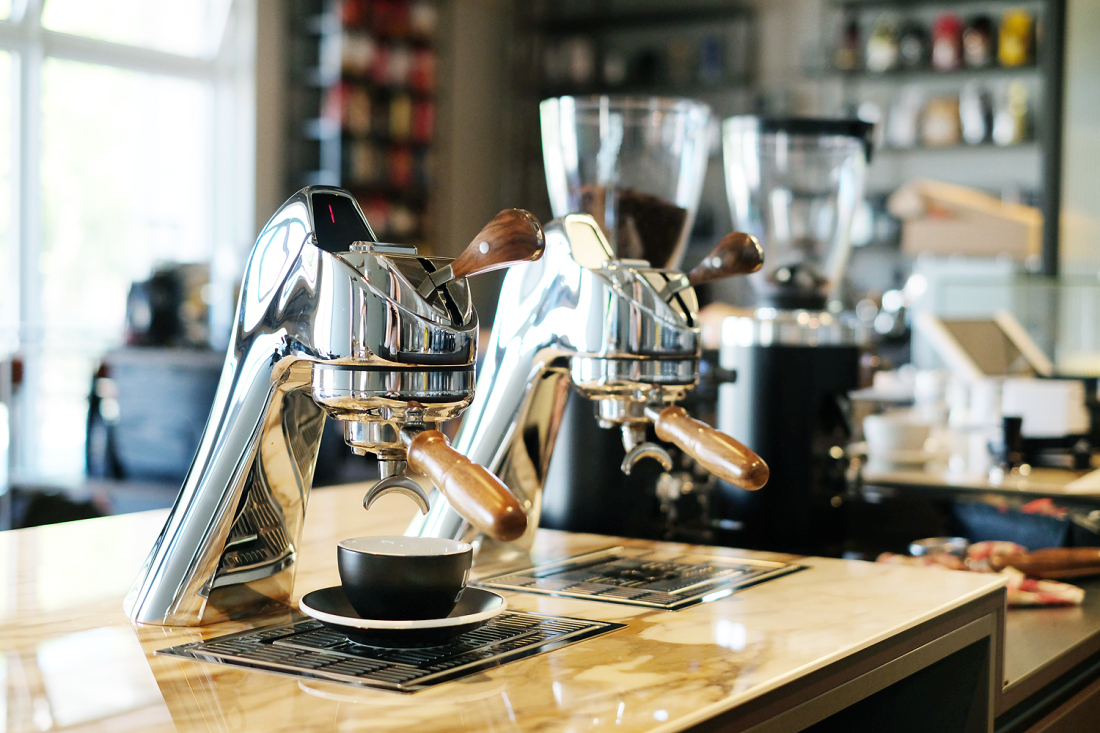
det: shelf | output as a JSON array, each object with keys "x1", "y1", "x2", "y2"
[
  {"x1": 832, "y1": 0, "x2": 1046, "y2": 8},
  {"x1": 829, "y1": 63, "x2": 1039, "y2": 83},
  {"x1": 875, "y1": 140, "x2": 1038, "y2": 154},
  {"x1": 537, "y1": 77, "x2": 752, "y2": 99},
  {"x1": 530, "y1": 7, "x2": 751, "y2": 34}
]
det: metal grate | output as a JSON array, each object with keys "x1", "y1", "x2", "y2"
[
  {"x1": 477, "y1": 546, "x2": 803, "y2": 610},
  {"x1": 157, "y1": 611, "x2": 623, "y2": 693}
]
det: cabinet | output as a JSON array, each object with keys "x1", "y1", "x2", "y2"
[
  {"x1": 824, "y1": 0, "x2": 1065, "y2": 275},
  {"x1": 287, "y1": 0, "x2": 438, "y2": 248}
]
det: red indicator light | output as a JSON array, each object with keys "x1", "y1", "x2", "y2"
[{"x1": 328, "y1": 204, "x2": 335, "y2": 223}]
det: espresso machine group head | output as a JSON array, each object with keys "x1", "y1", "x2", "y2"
[{"x1": 125, "y1": 186, "x2": 542, "y2": 626}]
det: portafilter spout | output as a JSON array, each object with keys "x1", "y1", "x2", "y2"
[
  {"x1": 125, "y1": 187, "x2": 542, "y2": 626},
  {"x1": 408, "y1": 214, "x2": 768, "y2": 554}
]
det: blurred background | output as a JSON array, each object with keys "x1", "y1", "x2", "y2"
[{"x1": 0, "y1": 0, "x2": 1096, "y2": 528}]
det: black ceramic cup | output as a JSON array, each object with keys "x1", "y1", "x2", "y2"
[{"x1": 336, "y1": 536, "x2": 473, "y2": 621}]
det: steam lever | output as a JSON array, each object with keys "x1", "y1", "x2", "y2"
[
  {"x1": 419, "y1": 209, "x2": 545, "y2": 298},
  {"x1": 659, "y1": 232, "x2": 764, "y2": 301}
]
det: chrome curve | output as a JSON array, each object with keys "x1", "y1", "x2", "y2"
[
  {"x1": 125, "y1": 186, "x2": 478, "y2": 626},
  {"x1": 407, "y1": 214, "x2": 703, "y2": 551}
]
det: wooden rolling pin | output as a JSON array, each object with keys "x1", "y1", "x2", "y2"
[
  {"x1": 406, "y1": 430, "x2": 528, "y2": 542},
  {"x1": 651, "y1": 406, "x2": 769, "y2": 491},
  {"x1": 990, "y1": 548, "x2": 1100, "y2": 579}
]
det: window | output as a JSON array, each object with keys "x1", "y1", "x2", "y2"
[{"x1": 1, "y1": 0, "x2": 255, "y2": 485}]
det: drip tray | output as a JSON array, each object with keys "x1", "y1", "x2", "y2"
[
  {"x1": 157, "y1": 611, "x2": 622, "y2": 693},
  {"x1": 478, "y1": 546, "x2": 804, "y2": 610}
]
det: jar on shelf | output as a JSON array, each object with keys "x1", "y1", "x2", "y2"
[
  {"x1": 921, "y1": 96, "x2": 962, "y2": 147},
  {"x1": 409, "y1": 1, "x2": 438, "y2": 40},
  {"x1": 931, "y1": 13, "x2": 963, "y2": 71},
  {"x1": 341, "y1": 31, "x2": 376, "y2": 76},
  {"x1": 389, "y1": 93, "x2": 413, "y2": 140},
  {"x1": 345, "y1": 87, "x2": 372, "y2": 135},
  {"x1": 409, "y1": 48, "x2": 434, "y2": 93},
  {"x1": 998, "y1": 10, "x2": 1034, "y2": 67},
  {"x1": 347, "y1": 140, "x2": 382, "y2": 185},
  {"x1": 866, "y1": 17, "x2": 899, "y2": 73},
  {"x1": 959, "y1": 82, "x2": 993, "y2": 144},
  {"x1": 962, "y1": 15, "x2": 995, "y2": 68},
  {"x1": 412, "y1": 99, "x2": 433, "y2": 143},
  {"x1": 992, "y1": 80, "x2": 1030, "y2": 145},
  {"x1": 388, "y1": 145, "x2": 414, "y2": 188},
  {"x1": 886, "y1": 86, "x2": 922, "y2": 148},
  {"x1": 897, "y1": 22, "x2": 928, "y2": 70},
  {"x1": 834, "y1": 18, "x2": 861, "y2": 71}
]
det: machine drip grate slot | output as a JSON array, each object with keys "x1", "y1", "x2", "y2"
[
  {"x1": 157, "y1": 611, "x2": 622, "y2": 693},
  {"x1": 478, "y1": 546, "x2": 804, "y2": 610}
]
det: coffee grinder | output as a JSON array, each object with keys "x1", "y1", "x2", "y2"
[
  {"x1": 535, "y1": 95, "x2": 717, "y2": 538},
  {"x1": 715, "y1": 117, "x2": 873, "y2": 555}
]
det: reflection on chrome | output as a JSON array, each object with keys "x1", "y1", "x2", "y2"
[
  {"x1": 125, "y1": 187, "x2": 480, "y2": 626},
  {"x1": 409, "y1": 214, "x2": 702, "y2": 551}
]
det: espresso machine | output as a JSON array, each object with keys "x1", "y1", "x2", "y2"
[
  {"x1": 716, "y1": 117, "x2": 873, "y2": 555},
  {"x1": 125, "y1": 186, "x2": 541, "y2": 626},
  {"x1": 409, "y1": 96, "x2": 768, "y2": 551}
]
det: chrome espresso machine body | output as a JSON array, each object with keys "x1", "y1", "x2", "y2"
[
  {"x1": 126, "y1": 186, "x2": 537, "y2": 626},
  {"x1": 409, "y1": 214, "x2": 767, "y2": 550}
]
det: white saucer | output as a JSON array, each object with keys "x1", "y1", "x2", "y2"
[{"x1": 298, "y1": 585, "x2": 506, "y2": 647}]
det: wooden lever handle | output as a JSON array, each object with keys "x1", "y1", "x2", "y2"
[
  {"x1": 406, "y1": 430, "x2": 528, "y2": 542},
  {"x1": 450, "y1": 209, "x2": 545, "y2": 280},
  {"x1": 653, "y1": 406, "x2": 769, "y2": 491},
  {"x1": 687, "y1": 232, "x2": 764, "y2": 287},
  {"x1": 990, "y1": 548, "x2": 1100, "y2": 579}
]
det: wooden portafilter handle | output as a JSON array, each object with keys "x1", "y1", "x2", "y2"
[
  {"x1": 990, "y1": 548, "x2": 1100, "y2": 579},
  {"x1": 687, "y1": 232, "x2": 764, "y2": 287},
  {"x1": 652, "y1": 406, "x2": 769, "y2": 491},
  {"x1": 405, "y1": 430, "x2": 528, "y2": 542},
  {"x1": 450, "y1": 209, "x2": 545, "y2": 280}
]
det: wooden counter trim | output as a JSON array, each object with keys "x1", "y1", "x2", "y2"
[{"x1": 684, "y1": 588, "x2": 1006, "y2": 733}]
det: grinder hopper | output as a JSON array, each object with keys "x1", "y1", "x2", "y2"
[
  {"x1": 721, "y1": 116, "x2": 873, "y2": 309},
  {"x1": 540, "y1": 95, "x2": 712, "y2": 269}
]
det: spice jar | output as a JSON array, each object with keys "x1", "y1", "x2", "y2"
[
  {"x1": 963, "y1": 15, "x2": 995, "y2": 68},
  {"x1": 921, "y1": 96, "x2": 962, "y2": 147},
  {"x1": 866, "y1": 17, "x2": 900, "y2": 72},
  {"x1": 931, "y1": 13, "x2": 964, "y2": 71},
  {"x1": 993, "y1": 81, "x2": 1030, "y2": 145},
  {"x1": 835, "y1": 18, "x2": 861, "y2": 71},
  {"x1": 999, "y1": 10, "x2": 1034, "y2": 67},
  {"x1": 898, "y1": 23, "x2": 928, "y2": 69}
]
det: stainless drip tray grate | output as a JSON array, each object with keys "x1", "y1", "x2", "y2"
[
  {"x1": 157, "y1": 611, "x2": 622, "y2": 693},
  {"x1": 477, "y1": 546, "x2": 803, "y2": 610}
]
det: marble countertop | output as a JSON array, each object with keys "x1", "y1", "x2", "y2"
[
  {"x1": 860, "y1": 465, "x2": 1100, "y2": 501},
  {"x1": 0, "y1": 483, "x2": 1007, "y2": 733}
]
